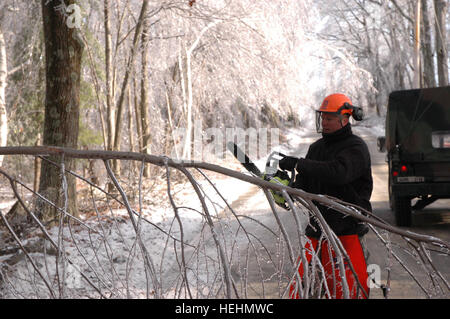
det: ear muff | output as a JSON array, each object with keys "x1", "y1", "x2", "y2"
[
  {"x1": 342, "y1": 102, "x2": 364, "y2": 121},
  {"x1": 352, "y1": 106, "x2": 364, "y2": 121}
]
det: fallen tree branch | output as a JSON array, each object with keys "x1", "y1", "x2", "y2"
[{"x1": 0, "y1": 146, "x2": 448, "y2": 299}]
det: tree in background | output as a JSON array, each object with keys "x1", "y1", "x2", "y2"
[
  {"x1": 0, "y1": 26, "x2": 7, "y2": 167},
  {"x1": 434, "y1": 0, "x2": 448, "y2": 86},
  {"x1": 38, "y1": 0, "x2": 84, "y2": 222},
  {"x1": 139, "y1": 13, "x2": 151, "y2": 176},
  {"x1": 317, "y1": 0, "x2": 448, "y2": 115},
  {"x1": 0, "y1": 0, "x2": 447, "y2": 186}
]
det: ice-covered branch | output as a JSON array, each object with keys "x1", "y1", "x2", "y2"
[{"x1": 0, "y1": 146, "x2": 448, "y2": 299}]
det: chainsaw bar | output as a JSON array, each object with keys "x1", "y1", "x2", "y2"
[
  {"x1": 226, "y1": 142, "x2": 262, "y2": 177},
  {"x1": 227, "y1": 142, "x2": 296, "y2": 210}
]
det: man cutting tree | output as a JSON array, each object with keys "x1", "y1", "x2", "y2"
[{"x1": 280, "y1": 93, "x2": 373, "y2": 299}]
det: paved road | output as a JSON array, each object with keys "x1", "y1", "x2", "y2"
[{"x1": 224, "y1": 126, "x2": 450, "y2": 299}]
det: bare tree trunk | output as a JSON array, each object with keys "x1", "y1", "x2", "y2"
[
  {"x1": 181, "y1": 48, "x2": 193, "y2": 160},
  {"x1": 127, "y1": 84, "x2": 134, "y2": 153},
  {"x1": 112, "y1": 0, "x2": 149, "y2": 175},
  {"x1": 140, "y1": 15, "x2": 151, "y2": 176},
  {"x1": 133, "y1": 76, "x2": 142, "y2": 153},
  {"x1": 38, "y1": 0, "x2": 84, "y2": 222},
  {"x1": 181, "y1": 21, "x2": 219, "y2": 160},
  {"x1": 126, "y1": 84, "x2": 136, "y2": 174},
  {"x1": 413, "y1": 0, "x2": 422, "y2": 88},
  {"x1": 34, "y1": 133, "x2": 41, "y2": 193},
  {"x1": 385, "y1": 6, "x2": 406, "y2": 90},
  {"x1": 421, "y1": 0, "x2": 436, "y2": 88},
  {"x1": 434, "y1": 0, "x2": 448, "y2": 86},
  {"x1": 0, "y1": 26, "x2": 8, "y2": 167},
  {"x1": 104, "y1": 0, "x2": 115, "y2": 151}
]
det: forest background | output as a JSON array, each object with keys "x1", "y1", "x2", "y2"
[{"x1": 0, "y1": 0, "x2": 448, "y2": 222}]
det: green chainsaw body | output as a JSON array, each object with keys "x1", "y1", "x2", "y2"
[{"x1": 227, "y1": 142, "x2": 295, "y2": 210}]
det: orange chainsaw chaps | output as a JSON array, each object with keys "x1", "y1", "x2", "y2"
[{"x1": 289, "y1": 235, "x2": 370, "y2": 299}]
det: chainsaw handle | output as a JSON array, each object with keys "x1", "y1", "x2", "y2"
[
  {"x1": 265, "y1": 151, "x2": 287, "y2": 171},
  {"x1": 274, "y1": 152, "x2": 296, "y2": 187},
  {"x1": 265, "y1": 151, "x2": 296, "y2": 188},
  {"x1": 288, "y1": 168, "x2": 295, "y2": 187}
]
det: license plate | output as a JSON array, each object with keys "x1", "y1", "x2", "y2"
[
  {"x1": 432, "y1": 131, "x2": 450, "y2": 148},
  {"x1": 397, "y1": 176, "x2": 425, "y2": 183},
  {"x1": 445, "y1": 136, "x2": 450, "y2": 148}
]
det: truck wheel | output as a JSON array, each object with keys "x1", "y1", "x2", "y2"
[{"x1": 393, "y1": 196, "x2": 412, "y2": 227}]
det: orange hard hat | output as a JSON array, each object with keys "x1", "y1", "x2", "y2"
[{"x1": 318, "y1": 93, "x2": 353, "y2": 116}]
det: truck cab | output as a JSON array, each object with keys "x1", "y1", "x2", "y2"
[{"x1": 377, "y1": 86, "x2": 450, "y2": 226}]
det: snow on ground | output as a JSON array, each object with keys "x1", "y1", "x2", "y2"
[
  {"x1": 353, "y1": 115, "x2": 386, "y2": 137},
  {"x1": 0, "y1": 118, "x2": 386, "y2": 299},
  {"x1": 0, "y1": 171, "x2": 256, "y2": 298}
]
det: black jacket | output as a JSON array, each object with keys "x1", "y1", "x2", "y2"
[{"x1": 294, "y1": 124, "x2": 373, "y2": 238}]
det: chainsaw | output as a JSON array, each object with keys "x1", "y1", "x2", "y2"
[{"x1": 227, "y1": 142, "x2": 295, "y2": 209}]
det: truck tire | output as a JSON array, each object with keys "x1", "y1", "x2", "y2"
[{"x1": 393, "y1": 195, "x2": 412, "y2": 227}]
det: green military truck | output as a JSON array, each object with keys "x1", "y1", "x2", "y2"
[{"x1": 377, "y1": 86, "x2": 450, "y2": 226}]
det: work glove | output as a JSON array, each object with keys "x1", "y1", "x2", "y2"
[
  {"x1": 265, "y1": 170, "x2": 291, "y2": 210},
  {"x1": 279, "y1": 156, "x2": 299, "y2": 171}
]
